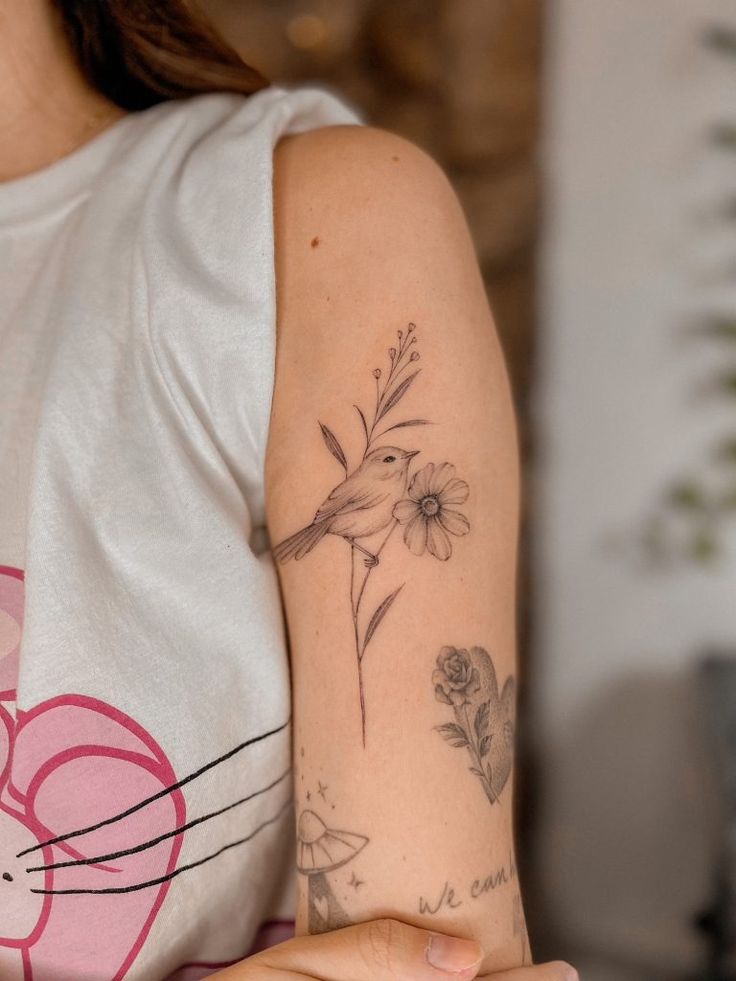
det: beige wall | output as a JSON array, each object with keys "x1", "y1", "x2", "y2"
[{"x1": 533, "y1": 1, "x2": 736, "y2": 976}]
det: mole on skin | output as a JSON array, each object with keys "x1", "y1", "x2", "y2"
[{"x1": 311, "y1": 235, "x2": 320, "y2": 247}]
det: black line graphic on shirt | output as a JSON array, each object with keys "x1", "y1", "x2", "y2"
[
  {"x1": 18, "y1": 717, "x2": 293, "y2": 895},
  {"x1": 1, "y1": 561, "x2": 289, "y2": 979},
  {"x1": 272, "y1": 324, "x2": 471, "y2": 744}
]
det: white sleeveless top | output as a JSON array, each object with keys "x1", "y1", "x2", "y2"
[{"x1": 0, "y1": 83, "x2": 364, "y2": 980}]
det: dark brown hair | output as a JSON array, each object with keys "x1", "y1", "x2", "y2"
[{"x1": 52, "y1": 0, "x2": 271, "y2": 111}]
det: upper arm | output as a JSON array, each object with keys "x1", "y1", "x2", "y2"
[{"x1": 265, "y1": 123, "x2": 526, "y2": 972}]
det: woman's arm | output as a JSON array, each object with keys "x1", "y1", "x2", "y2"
[{"x1": 265, "y1": 122, "x2": 525, "y2": 975}]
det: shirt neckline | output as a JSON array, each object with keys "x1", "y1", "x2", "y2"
[{"x1": 0, "y1": 105, "x2": 156, "y2": 228}]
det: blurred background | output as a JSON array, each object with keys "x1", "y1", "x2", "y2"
[{"x1": 200, "y1": 1, "x2": 736, "y2": 978}]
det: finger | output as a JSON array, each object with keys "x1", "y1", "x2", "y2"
[
  {"x1": 253, "y1": 918, "x2": 485, "y2": 981},
  {"x1": 484, "y1": 962, "x2": 579, "y2": 981}
]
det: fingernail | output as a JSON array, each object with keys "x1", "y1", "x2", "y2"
[{"x1": 425, "y1": 933, "x2": 483, "y2": 974}]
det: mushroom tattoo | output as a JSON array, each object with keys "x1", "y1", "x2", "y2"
[{"x1": 296, "y1": 809, "x2": 369, "y2": 934}]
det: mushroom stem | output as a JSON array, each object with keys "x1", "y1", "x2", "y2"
[{"x1": 308, "y1": 872, "x2": 352, "y2": 934}]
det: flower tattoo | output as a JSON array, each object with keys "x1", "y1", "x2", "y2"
[
  {"x1": 393, "y1": 463, "x2": 470, "y2": 561},
  {"x1": 433, "y1": 646, "x2": 481, "y2": 706},
  {"x1": 433, "y1": 646, "x2": 515, "y2": 806},
  {"x1": 272, "y1": 323, "x2": 471, "y2": 744}
]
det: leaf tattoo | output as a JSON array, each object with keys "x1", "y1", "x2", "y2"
[
  {"x1": 433, "y1": 646, "x2": 515, "y2": 806},
  {"x1": 376, "y1": 370, "x2": 421, "y2": 422},
  {"x1": 353, "y1": 404, "x2": 369, "y2": 442},
  {"x1": 474, "y1": 701, "x2": 490, "y2": 741},
  {"x1": 363, "y1": 585, "x2": 404, "y2": 651},
  {"x1": 378, "y1": 419, "x2": 431, "y2": 435},
  {"x1": 435, "y1": 723, "x2": 469, "y2": 748},
  {"x1": 319, "y1": 421, "x2": 348, "y2": 473}
]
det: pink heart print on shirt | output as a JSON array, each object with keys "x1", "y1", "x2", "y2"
[
  {"x1": 0, "y1": 565, "x2": 185, "y2": 979},
  {"x1": 0, "y1": 565, "x2": 294, "y2": 980},
  {"x1": 0, "y1": 565, "x2": 294, "y2": 981}
]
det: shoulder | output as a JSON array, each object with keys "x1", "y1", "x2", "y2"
[
  {"x1": 273, "y1": 122, "x2": 453, "y2": 197},
  {"x1": 273, "y1": 123, "x2": 465, "y2": 242},
  {"x1": 272, "y1": 124, "x2": 482, "y2": 338}
]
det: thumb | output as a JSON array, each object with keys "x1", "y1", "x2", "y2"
[
  {"x1": 255, "y1": 917, "x2": 484, "y2": 980},
  {"x1": 485, "y1": 963, "x2": 579, "y2": 981}
]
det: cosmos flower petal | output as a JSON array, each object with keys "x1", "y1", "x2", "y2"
[
  {"x1": 393, "y1": 499, "x2": 419, "y2": 524},
  {"x1": 426, "y1": 518, "x2": 452, "y2": 560},
  {"x1": 403, "y1": 513, "x2": 428, "y2": 555},
  {"x1": 439, "y1": 507, "x2": 470, "y2": 537},
  {"x1": 427, "y1": 462, "x2": 456, "y2": 494},
  {"x1": 439, "y1": 478, "x2": 470, "y2": 506},
  {"x1": 408, "y1": 463, "x2": 434, "y2": 501}
]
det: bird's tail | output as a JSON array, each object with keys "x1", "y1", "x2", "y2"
[{"x1": 272, "y1": 520, "x2": 330, "y2": 563}]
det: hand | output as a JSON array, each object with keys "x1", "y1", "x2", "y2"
[{"x1": 212, "y1": 917, "x2": 578, "y2": 980}]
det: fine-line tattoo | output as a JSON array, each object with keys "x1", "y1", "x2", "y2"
[
  {"x1": 296, "y1": 808, "x2": 369, "y2": 934},
  {"x1": 273, "y1": 324, "x2": 471, "y2": 743},
  {"x1": 418, "y1": 852, "x2": 517, "y2": 914},
  {"x1": 433, "y1": 646, "x2": 515, "y2": 805}
]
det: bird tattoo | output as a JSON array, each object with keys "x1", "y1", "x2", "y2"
[{"x1": 272, "y1": 446, "x2": 419, "y2": 567}]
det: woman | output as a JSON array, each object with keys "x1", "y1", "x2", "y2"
[{"x1": 0, "y1": 0, "x2": 576, "y2": 978}]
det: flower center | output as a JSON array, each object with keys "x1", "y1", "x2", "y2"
[{"x1": 421, "y1": 495, "x2": 440, "y2": 517}]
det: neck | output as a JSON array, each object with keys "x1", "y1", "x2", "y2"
[{"x1": 0, "y1": 0, "x2": 129, "y2": 182}]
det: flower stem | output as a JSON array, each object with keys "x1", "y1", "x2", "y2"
[
  {"x1": 460, "y1": 701, "x2": 498, "y2": 806},
  {"x1": 349, "y1": 547, "x2": 367, "y2": 745},
  {"x1": 355, "y1": 520, "x2": 398, "y2": 623},
  {"x1": 349, "y1": 520, "x2": 400, "y2": 746}
]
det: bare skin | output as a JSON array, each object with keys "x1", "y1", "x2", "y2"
[{"x1": 0, "y1": 0, "x2": 128, "y2": 182}]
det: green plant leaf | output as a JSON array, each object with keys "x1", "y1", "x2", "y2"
[
  {"x1": 690, "y1": 528, "x2": 718, "y2": 563},
  {"x1": 668, "y1": 480, "x2": 706, "y2": 510},
  {"x1": 717, "y1": 437, "x2": 736, "y2": 464},
  {"x1": 712, "y1": 124, "x2": 736, "y2": 149}
]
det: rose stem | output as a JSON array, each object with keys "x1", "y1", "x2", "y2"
[{"x1": 461, "y1": 700, "x2": 498, "y2": 806}]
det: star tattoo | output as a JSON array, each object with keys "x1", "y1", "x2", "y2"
[{"x1": 317, "y1": 781, "x2": 328, "y2": 802}]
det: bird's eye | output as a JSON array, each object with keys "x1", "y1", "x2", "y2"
[{"x1": 382, "y1": 455, "x2": 396, "y2": 463}]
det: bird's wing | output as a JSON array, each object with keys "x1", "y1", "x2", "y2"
[{"x1": 313, "y1": 474, "x2": 389, "y2": 524}]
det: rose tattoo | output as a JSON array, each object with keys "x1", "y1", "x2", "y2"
[{"x1": 433, "y1": 645, "x2": 515, "y2": 806}]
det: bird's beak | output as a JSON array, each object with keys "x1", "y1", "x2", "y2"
[{"x1": 405, "y1": 450, "x2": 420, "y2": 459}]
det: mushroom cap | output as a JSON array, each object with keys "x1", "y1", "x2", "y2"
[{"x1": 296, "y1": 809, "x2": 369, "y2": 875}]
